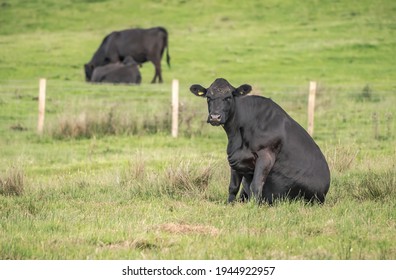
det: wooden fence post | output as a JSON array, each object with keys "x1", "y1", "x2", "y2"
[
  {"x1": 171, "y1": 79, "x2": 179, "y2": 138},
  {"x1": 307, "y1": 81, "x2": 317, "y2": 137},
  {"x1": 37, "y1": 78, "x2": 46, "y2": 134}
]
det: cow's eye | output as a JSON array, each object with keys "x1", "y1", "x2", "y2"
[{"x1": 224, "y1": 96, "x2": 232, "y2": 102}]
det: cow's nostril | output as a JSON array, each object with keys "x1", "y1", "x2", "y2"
[{"x1": 210, "y1": 114, "x2": 221, "y2": 122}]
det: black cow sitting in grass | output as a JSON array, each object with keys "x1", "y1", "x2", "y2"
[
  {"x1": 91, "y1": 56, "x2": 141, "y2": 84},
  {"x1": 190, "y1": 78, "x2": 330, "y2": 204}
]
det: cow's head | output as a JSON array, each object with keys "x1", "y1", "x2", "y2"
[
  {"x1": 190, "y1": 78, "x2": 252, "y2": 126},
  {"x1": 84, "y1": 63, "x2": 95, "y2": 81}
]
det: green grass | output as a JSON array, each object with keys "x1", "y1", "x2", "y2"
[{"x1": 0, "y1": 0, "x2": 395, "y2": 260}]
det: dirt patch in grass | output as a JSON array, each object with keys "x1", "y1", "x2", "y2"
[
  {"x1": 99, "y1": 239, "x2": 158, "y2": 250},
  {"x1": 157, "y1": 223, "x2": 220, "y2": 236}
]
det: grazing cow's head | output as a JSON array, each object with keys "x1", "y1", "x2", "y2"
[
  {"x1": 84, "y1": 63, "x2": 94, "y2": 81},
  {"x1": 190, "y1": 78, "x2": 252, "y2": 126}
]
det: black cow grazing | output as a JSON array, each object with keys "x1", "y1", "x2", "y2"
[
  {"x1": 190, "y1": 78, "x2": 330, "y2": 204},
  {"x1": 91, "y1": 56, "x2": 141, "y2": 84},
  {"x1": 84, "y1": 26, "x2": 170, "y2": 83}
]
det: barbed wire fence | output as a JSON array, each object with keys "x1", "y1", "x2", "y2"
[{"x1": 0, "y1": 79, "x2": 394, "y2": 143}]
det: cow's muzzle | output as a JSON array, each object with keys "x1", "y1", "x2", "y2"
[{"x1": 208, "y1": 114, "x2": 222, "y2": 126}]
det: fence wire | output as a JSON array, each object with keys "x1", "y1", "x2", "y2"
[{"x1": 0, "y1": 80, "x2": 395, "y2": 144}]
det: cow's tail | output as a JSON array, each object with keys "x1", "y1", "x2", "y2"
[
  {"x1": 166, "y1": 41, "x2": 171, "y2": 69},
  {"x1": 159, "y1": 27, "x2": 171, "y2": 69}
]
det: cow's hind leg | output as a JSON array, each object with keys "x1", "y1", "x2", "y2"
[{"x1": 151, "y1": 60, "x2": 162, "y2": 83}]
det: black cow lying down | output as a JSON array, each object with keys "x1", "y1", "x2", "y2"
[
  {"x1": 91, "y1": 56, "x2": 141, "y2": 84},
  {"x1": 190, "y1": 78, "x2": 330, "y2": 204}
]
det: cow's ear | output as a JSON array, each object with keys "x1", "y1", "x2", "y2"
[
  {"x1": 190, "y1": 84, "x2": 207, "y2": 97},
  {"x1": 233, "y1": 84, "x2": 252, "y2": 96}
]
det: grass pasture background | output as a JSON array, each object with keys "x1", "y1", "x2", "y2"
[{"x1": 0, "y1": 0, "x2": 395, "y2": 259}]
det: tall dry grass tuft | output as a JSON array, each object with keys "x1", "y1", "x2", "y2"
[
  {"x1": 51, "y1": 109, "x2": 172, "y2": 139},
  {"x1": 55, "y1": 112, "x2": 91, "y2": 139},
  {"x1": 371, "y1": 111, "x2": 394, "y2": 141},
  {"x1": 352, "y1": 169, "x2": 396, "y2": 201},
  {"x1": 326, "y1": 144, "x2": 359, "y2": 173},
  {"x1": 178, "y1": 103, "x2": 207, "y2": 137},
  {"x1": 120, "y1": 154, "x2": 147, "y2": 186},
  {"x1": 163, "y1": 160, "x2": 214, "y2": 197},
  {"x1": 142, "y1": 112, "x2": 171, "y2": 134},
  {"x1": 0, "y1": 166, "x2": 25, "y2": 196}
]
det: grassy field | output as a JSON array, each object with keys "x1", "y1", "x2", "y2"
[{"x1": 0, "y1": 0, "x2": 395, "y2": 259}]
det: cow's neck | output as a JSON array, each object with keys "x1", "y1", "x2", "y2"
[
  {"x1": 223, "y1": 104, "x2": 237, "y2": 133},
  {"x1": 223, "y1": 105, "x2": 243, "y2": 150}
]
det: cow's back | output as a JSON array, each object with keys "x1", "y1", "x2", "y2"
[
  {"x1": 101, "y1": 65, "x2": 141, "y2": 84},
  {"x1": 91, "y1": 63, "x2": 123, "y2": 82},
  {"x1": 108, "y1": 27, "x2": 167, "y2": 63}
]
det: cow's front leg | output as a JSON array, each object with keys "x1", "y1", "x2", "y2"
[
  {"x1": 228, "y1": 169, "x2": 243, "y2": 203},
  {"x1": 250, "y1": 148, "x2": 276, "y2": 203},
  {"x1": 239, "y1": 176, "x2": 252, "y2": 202}
]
